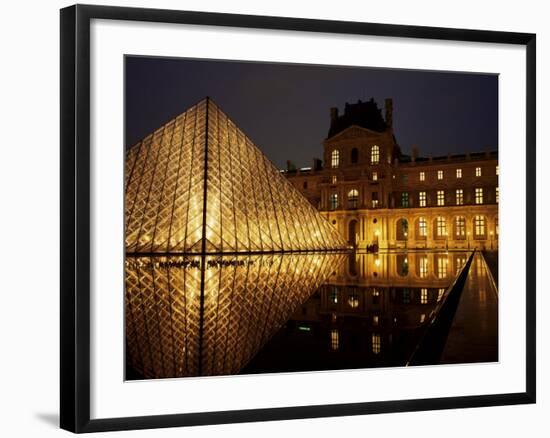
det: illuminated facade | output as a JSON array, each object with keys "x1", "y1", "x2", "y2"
[
  {"x1": 284, "y1": 98, "x2": 499, "y2": 250},
  {"x1": 125, "y1": 98, "x2": 348, "y2": 254},
  {"x1": 125, "y1": 253, "x2": 346, "y2": 378}
]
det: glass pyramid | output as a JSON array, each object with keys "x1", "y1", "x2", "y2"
[
  {"x1": 125, "y1": 253, "x2": 346, "y2": 378},
  {"x1": 125, "y1": 98, "x2": 348, "y2": 253}
]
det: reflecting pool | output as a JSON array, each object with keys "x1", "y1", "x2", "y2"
[{"x1": 125, "y1": 251, "x2": 497, "y2": 380}]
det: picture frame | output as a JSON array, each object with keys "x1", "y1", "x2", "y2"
[{"x1": 60, "y1": 4, "x2": 536, "y2": 433}]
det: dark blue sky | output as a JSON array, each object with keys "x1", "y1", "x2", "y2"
[{"x1": 125, "y1": 56, "x2": 498, "y2": 169}]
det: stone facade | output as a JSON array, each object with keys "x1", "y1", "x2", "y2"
[{"x1": 284, "y1": 98, "x2": 498, "y2": 250}]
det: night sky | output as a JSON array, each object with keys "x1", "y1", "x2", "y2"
[{"x1": 125, "y1": 56, "x2": 498, "y2": 169}]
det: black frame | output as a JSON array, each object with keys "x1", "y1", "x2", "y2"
[{"x1": 60, "y1": 4, "x2": 536, "y2": 433}]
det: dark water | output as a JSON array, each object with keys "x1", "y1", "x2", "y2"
[{"x1": 125, "y1": 251, "x2": 497, "y2": 380}]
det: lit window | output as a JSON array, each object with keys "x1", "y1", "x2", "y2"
[
  {"x1": 401, "y1": 192, "x2": 409, "y2": 208},
  {"x1": 437, "y1": 170, "x2": 443, "y2": 180},
  {"x1": 475, "y1": 188, "x2": 483, "y2": 204},
  {"x1": 419, "y1": 171, "x2": 425, "y2": 181},
  {"x1": 329, "y1": 287, "x2": 338, "y2": 304},
  {"x1": 476, "y1": 167, "x2": 482, "y2": 177},
  {"x1": 437, "y1": 288, "x2": 445, "y2": 302},
  {"x1": 371, "y1": 145, "x2": 380, "y2": 164},
  {"x1": 496, "y1": 165, "x2": 499, "y2": 175},
  {"x1": 348, "y1": 291, "x2": 359, "y2": 308},
  {"x1": 418, "y1": 217, "x2": 427, "y2": 237},
  {"x1": 419, "y1": 191, "x2": 426, "y2": 207},
  {"x1": 372, "y1": 171, "x2": 378, "y2": 181},
  {"x1": 437, "y1": 257, "x2": 448, "y2": 279},
  {"x1": 421, "y1": 288, "x2": 428, "y2": 304},
  {"x1": 372, "y1": 334, "x2": 381, "y2": 354},
  {"x1": 331, "y1": 149, "x2": 340, "y2": 168},
  {"x1": 372, "y1": 315, "x2": 379, "y2": 326},
  {"x1": 330, "y1": 193, "x2": 338, "y2": 210},
  {"x1": 420, "y1": 314, "x2": 426, "y2": 323},
  {"x1": 437, "y1": 190, "x2": 445, "y2": 206},
  {"x1": 455, "y1": 216, "x2": 466, "y2": 238},
  {"x1": 371, "y1": 192, "x2": 379, "y2": 208},
  {"x1": 419, "y1": 256, "x2": 428, "y2": 278},
  {"x1": 496, "y1": 187, "x2": 499, "y2": 203},
  {"x1": 474, "y1": 215, "x2": 486, "y2": 238},
  {"x1": 436, "y1": 216, "x2": 447, "y2": 238},
  {"x1": 456, "y1": 189, "x2": 463, "y2": 205},
  {"x1": 456, "y1": 168, "x2": 462, "y2": 178},
  {"x1": 330, "y1": 329, "x2": 339, "y2": 351},
  {"x1": 495, "y1": 217, "x2": 499, "y2": 235},
  {"x1": 331, "y1": 175, "x2": 337, "y2": 184},
  {"x1": 347, "y1": 189, "x2": 359, "y2": 208}
]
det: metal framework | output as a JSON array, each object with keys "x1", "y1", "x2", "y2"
[{"x1": 125, "y1": 98, "x2": 349, "y2": 254}]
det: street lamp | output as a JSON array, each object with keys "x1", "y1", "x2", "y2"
[{"x1": 404, "y1": 231, "x2": 408, "y2": 251}]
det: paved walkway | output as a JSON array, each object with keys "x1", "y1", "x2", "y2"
[{"x1": 439, "y1": 251, "x2": 498, "y2": 364}]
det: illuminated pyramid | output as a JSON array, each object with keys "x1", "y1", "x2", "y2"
[
  {"x1": 125, "y1": 98, "x2": 348, "y2": 253},
  {"x1": 125, "y1": 253, "x2": 346, "y2": 378}
]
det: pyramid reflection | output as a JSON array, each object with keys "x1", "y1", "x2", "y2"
[
  {"x1": 125, "y1": 98, "x2": 348, "y2": 253},
  {"x1": 125, "y1": 252, "x2": 346, "y2": 378}
]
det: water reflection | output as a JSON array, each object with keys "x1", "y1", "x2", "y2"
[
  {"x1": 125, "y1": 252, "x2": 345, "y2": 379},
  {"x1": 126, "y1": 251, "x2": 475, "y2": 379}
]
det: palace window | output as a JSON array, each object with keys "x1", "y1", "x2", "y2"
[
  {"x1": 372, "y1": 171, "x2": 378, "y2": 181},
  {"x1": 371, "y1": 145, "x2": 380, "y2": 164},
  {"x1": 330, "y1": 329, "x2": 339, "y2": 351},
  {"x1": 437, "y1": 257, "x2": 448, "y2": 279},
  {"x1": 371, "y1": 192, "x2": 379, "y2": 208},
  {"x1": 372, "y1": 334, "x2": 381, "y2": 354},
  {"x1": 331, "y1": 149, "x2": 340, "y2": 168},
  {"x1": 496, "y1": 165, "x2": 499, "y2": 175},
  {"x1": 437, "y1": 170, "x2": 443, "y2": 180},
  {"x1": 474, "y1": 215, "x2": 486, "y2": 238},
  {"x1": 419, "y1": 171, "x2": 425, "y2": 181},
  {"x1": 496, "y1": 187, "x2": 499, "y2": 203},
  {"x1": 436, "y1": 216, "x2": 447, "y2": 238},
  {"x1": 475, "y1": 187, "x2": 484, "y2": 204},
  {"x1": 421, "y1": 288, "x2": 428, "y2": 304},
  {"x1": 418, "y1": 217, "x2": 427, "y2": 237},
  {"x1": 455, "y1": 216, "x2": 466, "y2": 238},
  {"x1": 401, "y1": 192, "x2": 409, "y2": 208},
  {"x1": 476, "y1": 166, "x2": 482, "y2": 177},
  {"x1": 456, "y1": 168, "x2": 462, "y2": 178},
  {"x1": 437, "y1": 190, "x2": 445, "y2": 206},
  {"x1": 456, "y1": 189, "x2": 464, "y2": 205},
  {"x1": 347, "y1": 189, "x2": 359, "y2": 208},
  {"x1": 351, "y1": 147, "x2": 359, "y2": 164},
  {"x1": 419, "y1": 191, "x2": 427, "y2": 207},
  {"x1": 331, "y1": 175, "x2": 337, "y2": 184},
  {"x1": 419, "y1": 256, "x2": 428, "y2": 278},
  {"x1": 330, "y1": 193, "x2": 338, "y2": 210}
]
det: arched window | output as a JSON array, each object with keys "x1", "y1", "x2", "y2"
[
  {"x1": 347, "y1": 189, "x2": 359, "y2": 208},
  {"x1": 396, "y1": 218, "x2": 409, "y2": 241},
  {"x1": 454, "y1": 216, "x2": 466, "y2": 239},
  {"x1": 474, "y1": 215, "x2": 486, "y2": 239},
  {"x1": 331, "y1": 149, "x2": 340, "y2": 168},
  {"x1": 330, "y1": 193, "x2": 338, "y2": 210},
  {"x1": 417, "y1": 217, "x2": 427, "y2": 239},
  {"x1": 371, "y1": 145, "x2": 380, "y2": 164},
  {"x1": 435, "y1": 217, "x2": 447, "y2": 239},
  {"x1": 351, "y1": 147, "x2": 359, "y2": 164}
]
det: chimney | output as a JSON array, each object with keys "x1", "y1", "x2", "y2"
[
  {"x1": 330, "y1": 107, "x2": 339, "y2": 123},
  {"x1": 286, "y1": 160, "x2": 296, "y2": 172},
  {"x1": 385, "y1": 98, "x2": 393, "y2": 128},
  {"x1": 313, "y1": 158, "x2": 323, "y2": 171},
  {"x1": 411, "y1": 145, "x2": 419, "y2": 162}
]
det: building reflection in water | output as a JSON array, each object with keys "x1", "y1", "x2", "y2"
[{"x1": 126, "y1": 251, "x2": 493, "y2": 379}]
